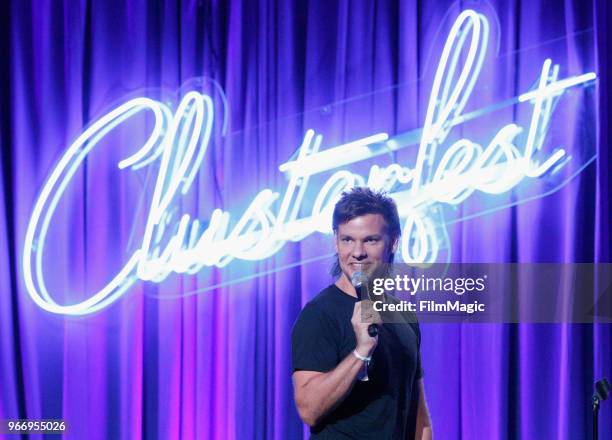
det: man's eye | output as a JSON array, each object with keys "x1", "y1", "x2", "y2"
[
  {"x1": 342, "y1": 237, "x2": 352, "y2": 242},
  {"x1": 366, "y1": 238, "x2": 379, "y2": 243}
]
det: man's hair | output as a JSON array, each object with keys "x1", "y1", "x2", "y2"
[{"x1": 331, "y1": 187, "x2": 401, "y2": 277}]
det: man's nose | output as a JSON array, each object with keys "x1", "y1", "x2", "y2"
[{"x1": 351, "y1": 241, "x2": 366, "y2": 259}]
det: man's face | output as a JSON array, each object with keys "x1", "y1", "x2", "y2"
[{"x1": 335, "y1": 213, "x2": 398, "y2": 282}]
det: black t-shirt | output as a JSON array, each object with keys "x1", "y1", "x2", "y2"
[{"x1": 291, "y1": 284, "x2": 423, "y2": 439}]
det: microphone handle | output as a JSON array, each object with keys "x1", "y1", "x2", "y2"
[{"x1": 356, "y1": 284, "x2": 366, "y2": 301}]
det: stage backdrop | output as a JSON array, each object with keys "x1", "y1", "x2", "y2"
[{"x1": 1, "y1": 0, "x2": 611, "y2": 439}]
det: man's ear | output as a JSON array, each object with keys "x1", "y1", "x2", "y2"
[
  {"x1": 334, "y1": 233, "x2": 339, "y2": 253},
  {"x1": 391, "y1": 237, "x2": 399, "y2": 255}
]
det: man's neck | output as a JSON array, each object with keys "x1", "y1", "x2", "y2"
[{"x1": 335, "y1": 276, "x2": 357, "y2": 298}]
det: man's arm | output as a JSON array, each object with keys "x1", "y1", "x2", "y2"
[
  {"x1": 293, "y1": 350, "x2": 367, "y2": 426},
  {"x1": 414, "y1": 379, "x2": 432, "y2": 439},
  {"x1": 293, "y1": 301, "x2": 379, "y2": 427}
]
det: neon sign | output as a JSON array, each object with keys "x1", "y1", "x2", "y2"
[{"x1": 23, "y1": 10, "x2": 596, "y2": 315}]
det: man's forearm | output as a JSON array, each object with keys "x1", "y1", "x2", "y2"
[{"x1": 295, "y1": 352, "x2": 366, "y2": 426}]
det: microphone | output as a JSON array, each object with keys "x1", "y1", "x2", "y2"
[
  {"x1": 592, "y1": 378, "x2": 610, "y2": 440},
  {"x1": 595, "y1": 378, "x2": 610, "y2": 402},
  {"x1": 351, "y1": 271, "x2": 378, "y2": 337}
]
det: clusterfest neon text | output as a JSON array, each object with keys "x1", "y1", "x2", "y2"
[{"x1": 23, "y1": 10, "x2": 596, "y2": 315}]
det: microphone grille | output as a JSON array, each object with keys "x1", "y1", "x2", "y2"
[{"x1": 351, "y1": 271, "x2": 367, "y2": 288}]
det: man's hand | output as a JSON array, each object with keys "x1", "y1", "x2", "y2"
[{"x1": 351, "y1": 300, "x2": 381, "y2": 357}]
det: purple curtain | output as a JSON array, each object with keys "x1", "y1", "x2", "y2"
[{"x1": 1, "y1": 0, "x2": 610, "y2": 439}]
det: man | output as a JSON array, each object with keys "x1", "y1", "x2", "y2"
[{"x1": 291, "y1": 187, "x2": 432, "y2": 439}]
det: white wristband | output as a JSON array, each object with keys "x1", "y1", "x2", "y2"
[{"x1": 353, "y1": 349, "x2": 372, "y2": 362}]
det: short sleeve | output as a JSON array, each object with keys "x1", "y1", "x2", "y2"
[{"x1": 291, "y1": 303, "x2": 339, "y2": 373}]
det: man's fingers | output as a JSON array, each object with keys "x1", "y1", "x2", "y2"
[
  {"x1": 351, "y1": 302, "x2": 362, "y2": 320},
  {"x1": 360, "y1": 300, "x2": 382, "y2": 324},
  {"x1": 364, "y1": 312, "x2": 382, "y2": 324}
]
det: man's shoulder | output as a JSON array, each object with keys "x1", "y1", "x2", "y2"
[
  {"x1": 294, "y1": 284, "x2": 348, "y2": 323},
  {"x1": 297, "y1": 285, "x2": 338, "y2": 317},
  {"x1": 292, "y1": 285, "x2": 343, "y2": 343},
  {"x1": 309, "y1": 284, "x2": 341, "y2": 305}
]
